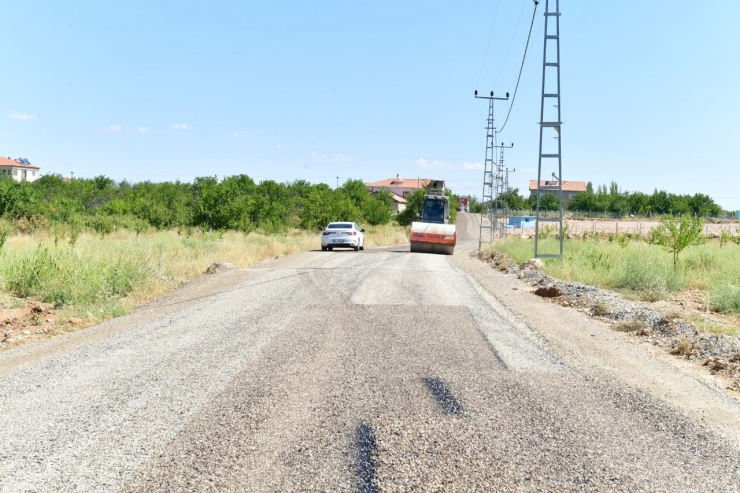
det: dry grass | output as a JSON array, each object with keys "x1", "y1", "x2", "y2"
[
  {"x1": 0, "y1": 225, "x2": 409, "y2": 329},
  {"x1": 613, "y1": 320, "x2": 648, "y2": 333}
]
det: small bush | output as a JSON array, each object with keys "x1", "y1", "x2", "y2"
[
  {"x1": 592, "y1": 300, "x2": 611, "y2": 316},
  {"x1": 3, "y1": 247, "x2": 149, "y2": 308},
  {"x1": 710, "y1": 283, "x2": 740, "y2": 316},
  {"x1": 6, "y1": 247, "x2": 56, "y2": 299},
  {"x1": 616, "y1": 256, "x2": 671, "y2": 302},
  {"x1": 0, "y1": 223, "x2": 14, "y2": 252}
]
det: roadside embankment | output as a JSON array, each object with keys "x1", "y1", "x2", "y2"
[{"x1": 475, "y1": 244, "x2": 740, "y2": 392}]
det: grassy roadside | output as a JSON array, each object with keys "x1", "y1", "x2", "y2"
[
  {"x1": 0, "y1": 224, "x2": 408, "y2": 344},
  {"x1": 491, "y1": 237, "x2": 740, "y2": 317}
]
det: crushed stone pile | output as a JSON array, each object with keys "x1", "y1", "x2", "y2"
[{"x1": 475, "y1": 250, "x2": 740, "y2": 391}]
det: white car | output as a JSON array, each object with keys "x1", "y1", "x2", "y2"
[{"x1": 321, "y1": 222, "x2": 365, "y2": 251}]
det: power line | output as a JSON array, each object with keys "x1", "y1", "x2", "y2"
[
  {"x1": 496, "y1": 0, "x2": 539, "y2": 135},
  {"x1": 492, "y1": 0, "x2": 529, "y2": 89},
  {"x1": 475, "y1": 0, "x2": 503, "y2": 90},
  {"x1": 474, "y1": 0, "x2": 503, "y2": 123}
]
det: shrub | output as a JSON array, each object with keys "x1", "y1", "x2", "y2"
[
  {"x1": 649, "y1": 215, "x2": 706, "y2": 269},
  {"x1": 3, "y1": 247, "x2": 149, "y2": 308},
  {"x1": 362, "y1": 198, "x2": 391, "y2": 226},
  {"x1": 710, "y1": 283, "x2": 740, "y2": 316}
]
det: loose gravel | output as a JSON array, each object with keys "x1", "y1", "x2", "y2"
[{"x1": 1, "y1": 215, "x2": 740, "y2": 491}]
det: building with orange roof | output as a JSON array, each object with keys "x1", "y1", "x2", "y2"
[
  {"x1": 528, "y1": 180, "x2": 586, "y2": 208},
  {"x1": 365, "y1": 175, "x2": 430, "y2": 198},
  {"x1": 0, "y1": 156, "x2": 40, "y2": 182},
  {"x1": 365, "y1": 176, "x2": 431, "y2": 213}
]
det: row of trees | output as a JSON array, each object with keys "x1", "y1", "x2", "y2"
[
  {"x1": 466, "y1": 181, "x2": 726, "y2": 217},
  {"x1": 0, "y1": 174, "x2": 404, "y2": 232}
]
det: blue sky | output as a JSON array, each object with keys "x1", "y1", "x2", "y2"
[{"x1": 2, "y1": 1, "x2": 739, "y2": 210}]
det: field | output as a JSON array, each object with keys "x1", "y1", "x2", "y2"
[
  {"x1": 0, "y1": 224, "x2": 409, "y2": 344},
  {"x1": 492, "y1": 236, "x2": 740, "y2": 317}
]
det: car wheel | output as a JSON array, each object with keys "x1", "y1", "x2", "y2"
[
  {"x1": 321, "y1": 246, "x2": 327, "y2": 251},
  {"x1": 353, "y1": 245, "x2": 360, "y2": 251}
]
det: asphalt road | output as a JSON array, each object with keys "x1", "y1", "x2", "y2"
[{"x1": 1, "y1": 214, "x2": 740, "y2": 492}]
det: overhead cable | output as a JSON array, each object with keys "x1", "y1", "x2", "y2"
[
  {"x1": 475, "y1": 0, "x2": 503, "y2": 90},
  {"x1": 496, "y1": 0, "x2": 539, "y2": 135}
]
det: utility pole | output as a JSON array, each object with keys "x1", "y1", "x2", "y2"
[
  {"x1": 474, "y1": 90, "x2": 509, "y2": 250},
  {"x1": 534, "y1": 0, "x2": 564, "y2": 259},
  {"x1": 492, "y1": 142, "x2": 514, "y2": 238}
]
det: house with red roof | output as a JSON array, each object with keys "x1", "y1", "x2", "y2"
[
  {"x1": 365, "y1": 176, "x2": 431, "y2": 213},
  {"x1": 0, "y1": 156, "x2": 40, "y2": 182},
  {"x1": 528, "y1": 180, "x2": 586, "y2": 208}
]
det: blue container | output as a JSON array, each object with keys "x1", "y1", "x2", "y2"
[
  {"x1": 508, "y1": 216, "x2": 536, "y2": 229},
  {"x1": 736, "y1": 210, "x2": 740, "y2": 219}
]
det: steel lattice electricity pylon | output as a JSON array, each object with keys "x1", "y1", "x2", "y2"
[
  {"x1": 534, "y1": 0, "x2": 564, "y2": 259},
  {"x1": 474, "y1": 90, "x2": 509, "y2": 250},
  {"x1": 492, "y1": 142, "x2": 514, "y2": 237}
]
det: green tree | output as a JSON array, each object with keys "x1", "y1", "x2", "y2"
[
  {"x1": 534, "y1": 193, "x2": 560, "y2": 211},
  {"x1": 340, "y1": 179, "x2": 371, "y2": 208},
  {"x1": 689, "y1": 193, "x2": 721, "y2": 216},
  {"x1": 649, "y1": 215, "x2": 706, "y2": 269},
  {"x1": 568, "y1": 190, "x2": 595, "y2": 212},
  {"x1": 397, "y1": 189, "x2": 426, "y2": 226},
  {"x1": 362, "y1": 197, "x2": 391, "y2": 226},
  {"x1": 498, "y1": 187, "x2": 526, "y2": 211},
  {"x1": 628, "y1": 191, "x2": 651, "y2": 215}
]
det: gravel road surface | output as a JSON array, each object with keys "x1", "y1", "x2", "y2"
[{"x1": 2, "y1": 214, "x2": 740, "y2": 491}]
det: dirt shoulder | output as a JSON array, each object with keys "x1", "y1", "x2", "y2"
[
  {"x1": 452, "y1": 247, "x2": 740, "y2": 448},
  {"x1": 0, "y1": 263, "x2": 259, "y2": 378}
]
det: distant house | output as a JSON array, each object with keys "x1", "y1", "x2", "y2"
[
  {"x1": 366, "y1": 176, "x2": 430, "y2": 198},
  {"x1": 373, "y1": 191, "x2": 407, "y2": 213},
  {"x1": 366, "y1": 176, "x2": 431, "y2": 213},
  {"x1": 0, "y1": 156, "x2": 40, "y2": 182},
  {"x1": 528, "y1": 180, "x2": 586, "y2": 208}
]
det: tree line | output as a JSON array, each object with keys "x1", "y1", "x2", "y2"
[
  {"x1": 467, "y1": 181, "x2": 726, "y2": 217},
  {"x1": 0, "y1": 174, "x2": 405, "y2": 233}
]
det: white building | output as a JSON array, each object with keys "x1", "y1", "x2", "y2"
[{"x1": 0, "y1": 156, "x2": 40, "y2": 182}]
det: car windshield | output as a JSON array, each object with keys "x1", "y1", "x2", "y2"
[
  {"x1": 422, "y1": 199, "x2": 445, "y2": 223},
  {"x1": 327, "y1": 223, "x2": 353, "y2": 229}
]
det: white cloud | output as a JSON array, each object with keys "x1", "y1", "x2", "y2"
[
  {"x1": 230, "y1": 130, "x2": 257, "y2": 137},
  {"x1": 170, "y1": 124, "x2": 191, "y2": 130},
  {"x1": 333, "y1": 153, "x2": 361, "y2": 162},
  {"x1": 415, "y1": 158, "x2": 453, "y2": 170},
  {"x1": 106, "y1": 125, "x2": 122, "y2": 132},
  {"x1": 462, "y1": 161, "x2": 483, "y2": 170},
  {"x1": 275, "y1": 143, "x2": 285, "y2": 148},
  {"x1": 9, "y1": 113, "x2": 37, "y2": 120},
  {"x1": 137, "y1": 127, "x2": 149, "y2": 133},
  {"x1": 416, "y1": 158, "x2": 483, "y2": 171},
  {"x1": 312, "y1": 151, "x2": 361, "y2": 162}
]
